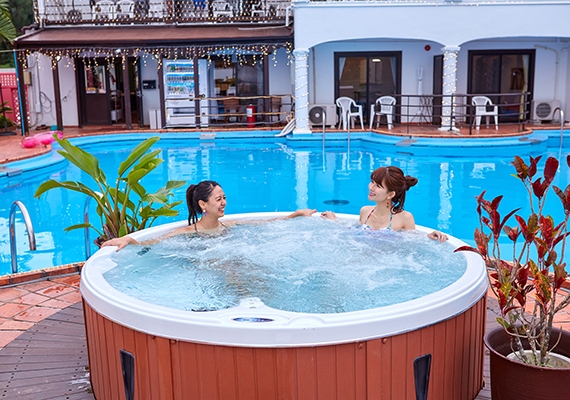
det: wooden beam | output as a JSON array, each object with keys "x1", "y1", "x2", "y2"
[
  {"x1": 52, "y1": 58, "x2": 63, "y2": 130},
  {"x1": 122, "y1": 59, "x2": 132, "y2": 129},
  {"x1": 15, "y1": 52, "x2": 28, "y2": 135}
]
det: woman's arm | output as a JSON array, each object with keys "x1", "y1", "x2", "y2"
[
  {"x1": 101, "y1": 226, "x2": 192, "y2": 251},
  {"x1": 288, "y1": 209, "x2": 317, "y2": 218},
  {"x1": 231, "y1": 209, "x2": 317, "y2": 226}
]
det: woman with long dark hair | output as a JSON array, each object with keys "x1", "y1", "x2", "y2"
[
  {"x1": 102, "y1": 180, "x2": 316, "y2": 250},
  {"x1": 321, "y1": 166, "x2": 447, "y2": 242}
]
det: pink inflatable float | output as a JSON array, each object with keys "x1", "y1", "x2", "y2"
[{"x1": 21, "y1": 131, "x2": 64, "y2": 148}]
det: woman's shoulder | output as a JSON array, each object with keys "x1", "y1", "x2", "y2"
[
  {"x1": 360, "y1": 205, "x2": 374, "y2": 215},
  {"x1": 392, "y1": 210, "x2": 415, "y2": 230}
]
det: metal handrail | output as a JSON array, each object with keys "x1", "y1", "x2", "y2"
[
  {"x1": 84, "y1": 196, "x2": 93, "y2": 260},
  {"x1": 9, "y1": 201, "x2": 37, "y2": 274},
  {"x1": 554, "y1": 107, "x2": 565, "y2": 161},
  {"x1": 322, "y1": 110, "x2": 326, "y2": 171},
  {"x1": 84, "y1": 192, "x2": 103, "y2": 260}
]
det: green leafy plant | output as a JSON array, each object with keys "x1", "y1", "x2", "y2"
[
  {"x1": 34, "y1": 136, "x2": 186, "y2": 242},
  {"x1": 456, "y1": 155, "x2": 570, "y2": 366},
  {"x1": 0, "y1": 101, "x2": 13, "y2": 127}
]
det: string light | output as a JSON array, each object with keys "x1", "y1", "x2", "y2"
[
  {"x1": 440, "y1": 46, "x2": 460, "y2": 132},
  {"x1": 293, "y1": 48, "x2": 311, "y2": 132},
  {"x1": 18, "y1": 42, "x2": 293, "y2": 71}
]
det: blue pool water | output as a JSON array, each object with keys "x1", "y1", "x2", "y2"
[{"x1": 1, "y1": 131, "x2": 569, "y2": 275}]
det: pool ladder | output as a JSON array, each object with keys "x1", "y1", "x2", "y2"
[
  {"x1": 554, "y1": 107, "x2": 565, "y2": 161},
  {"x1": 9, "y1": 195, "x2": 96, "y2": 274},
  {"x1": 9, "y1": 201, "x2": 37, "y2": 274}
]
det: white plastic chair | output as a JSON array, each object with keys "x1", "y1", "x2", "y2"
[
  {"x1": 212, "y1": 0, "x2": 233, "y2": 17},
  {"x1": 472, "y1": 96, "x2": 498, "y2": 130},
  {"x1": 116, "y1": 0, "x2": 135, "y2": 19},
  {"x1": 148, "y1": 1, "x2": 164, "y2": 18},
  {"x1": 252, "y1": 0, "x2": 290, "y2": 18},
  {"x1": 94, "y1": 0, "x2": 115, "y2": 20},
  {"x1": 335, "y1": 97, "x2": 364, "y2": 131},
  {"x1": 370, "y1": 96, "x2": 396, "y2": 129}
]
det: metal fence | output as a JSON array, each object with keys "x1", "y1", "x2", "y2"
[{"x1": 40, "y1": 0, "x2": 292, "y2": 26}]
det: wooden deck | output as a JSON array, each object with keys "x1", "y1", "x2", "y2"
[
  {"x1": 0, "y1": 297, "x2": 500, "y2": 399},
  {"x1": 0, "y1": 303, "x2": 93, "y2": 399}
]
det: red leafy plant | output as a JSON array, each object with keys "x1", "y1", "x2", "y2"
[{"x1": 456, "y1": 155, "x2": 570, "y2": 366}]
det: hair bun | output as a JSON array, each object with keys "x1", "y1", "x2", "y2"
[{"x1": 405, "y1": 176, "x2": 418, "y2": 189}]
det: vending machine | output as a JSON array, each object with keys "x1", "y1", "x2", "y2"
[{"x1": 163, "y1": 59, "x2": 211, "y2": 127}]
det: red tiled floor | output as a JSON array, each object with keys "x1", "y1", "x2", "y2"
[
  {"x1": 0, "y1": 287, "x2": 28, "y2": 302},
  {"x1": 0, "y1": 303, "x2": 31, "y2": 319},
  {"x1": 0, "y1": 274, "x2": 82, "y2": 350},
  {"x1": 33, "y1": 283, "x2": 77, "y2": 298},
  {"x1": 13, "y1": 305, "x2": 61, "y2": 323},
  {"x1": 0, "y1": 320, "x2": 34, "y2": 331},
  {"x1": 55, "y1": 290, "x2": 82, "y2": 304},
  {"x1": 40, "y1": 298, "x2": 74, "y2": 309},
  {"x1": 0, "y1": 330, "x2": 23, "y2": 348},
  {"x1": 12, "y1": 292, "x2": 50, "y2": 306}
]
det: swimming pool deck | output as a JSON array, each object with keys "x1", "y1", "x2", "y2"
[{"x1": 1, "y1": 123, "x2": 569, "y2": 398}]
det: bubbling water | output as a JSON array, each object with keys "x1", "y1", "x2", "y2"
[{"x1": 103, "y1": 217, "x2": 466, "y2": 314}]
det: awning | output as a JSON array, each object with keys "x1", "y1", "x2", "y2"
[{"x1": 14, "y1": 24, "x2": 294, "y2": 49}]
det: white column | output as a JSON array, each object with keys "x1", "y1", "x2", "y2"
[
  {"x1": 295, "y1": 152, "x2": 309, "y2": 209},
  {"x1": 293, "y1": 48, "x2": 311, "y2": 134},
  {"x1": 439, "y1": 46, "x2": 460, "y2": 133}
]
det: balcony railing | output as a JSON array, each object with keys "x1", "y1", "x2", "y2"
[
  {"x1": 371, "y1": 92, "x2": 531, "y2": 135},
  {"x1": 39, "y1": 0, "x2": 292, "y2": 26},
  {"x1": 164, "y1": 94, "x2": 293, "y2": 128}
]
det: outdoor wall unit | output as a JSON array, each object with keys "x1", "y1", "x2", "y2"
[
  {"x1": 532, "y1": 100, "x2": 561, "y2": 121},
  {"x1": 308, "y1": 104, "x2": 337, "y2": 127}
]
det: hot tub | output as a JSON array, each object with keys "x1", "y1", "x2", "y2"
[{"x1": 81, "y1": 213, "x2": 488, "y2": 400}]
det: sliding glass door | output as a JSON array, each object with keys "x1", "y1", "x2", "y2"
[
  {"x1": 335, "y1": 52, "x2": 401, "y2": 124},
  {"x1": 468, "y1": 50, "x2": 535, "y2": 122}
]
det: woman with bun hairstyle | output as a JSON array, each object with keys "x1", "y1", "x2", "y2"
[
  {"x1": 321, "y1": 166, "x2": 447, "y2": 242},
  {"x1": 103, "y1": 180, "x2": 316, "y2": 251}
]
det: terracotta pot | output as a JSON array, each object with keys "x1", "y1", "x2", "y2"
[{"x1": 484, "y1": 326, "x2": 570, "y2": 399}]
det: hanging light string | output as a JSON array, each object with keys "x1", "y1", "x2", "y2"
[{"x1": 18, "y1": 42, "x2": 293, "y2": 70}]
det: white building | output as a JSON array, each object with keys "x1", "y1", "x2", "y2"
[
  {"x1": 14, "y1": 0, "x2": 570, "y2": 134},
  {"x1": 292, "y1": 0, "x2": 569, "y2": 133}
]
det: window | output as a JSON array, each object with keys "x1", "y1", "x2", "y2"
[
  {"x1": 335, "y1": 52, "x2": 401, "y2": 123},
  {"x1": 468, "y1": 50, "x2": 535, "y2": 121}
]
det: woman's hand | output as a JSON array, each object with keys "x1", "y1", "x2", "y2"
[
  {"x1": 101, "y1": 236, "x2": 139, "y2": 251},
  {"x1": 427, "y1": 230, "x2": 448, "y2": 243},
  {"x1": 289, "y1": 209, "x2": 317, "y2": 218},
  {"x1": 320, "y1": 211, "x2": 337, "y2": 221}
]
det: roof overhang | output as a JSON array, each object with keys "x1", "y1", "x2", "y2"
[{"x1": 14, "y1": 24, "x2": 294, "y2": 50}]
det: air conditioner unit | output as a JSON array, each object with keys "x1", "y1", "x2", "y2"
[
  {"x1": 532, "y1": 100, "x2": 561, "y2": 121},
  {"x1": 308, "y1": 104, "x2": 337, "y2": 127}
]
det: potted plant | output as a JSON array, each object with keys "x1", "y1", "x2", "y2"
[
  {"x1": 456, "y1": 155, "x2": 570, "y2": 398},
  {"x1": 34, "y1": 135, "x2": 186, "y2": 245}
]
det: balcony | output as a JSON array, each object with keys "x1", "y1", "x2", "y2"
[{"x1": 39, "y1": 0, "x2": 292, "y2": 26}]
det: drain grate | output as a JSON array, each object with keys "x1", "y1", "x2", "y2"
[{"x1": 323, "y1": 199, "x2": 350, "y2": 205}]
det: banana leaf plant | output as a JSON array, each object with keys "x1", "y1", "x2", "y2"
[
  {"x1": 34, "y1": 136, "x2": 186, "y2": 243},
  {"x1": 456, "y1": 155, "x2": 570, "y2": 366}
]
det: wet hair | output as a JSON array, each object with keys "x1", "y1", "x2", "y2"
[
  {"x1": 186, "y1": 180, "x2": 221, "y2": 225},
  {"x1": 370, "y1": 166, "x2": 418, "y2": 213}
]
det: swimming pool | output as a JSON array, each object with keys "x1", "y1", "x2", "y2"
[{"x1": 1, "y1": 130, "x2": 568, "y2": 275}]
